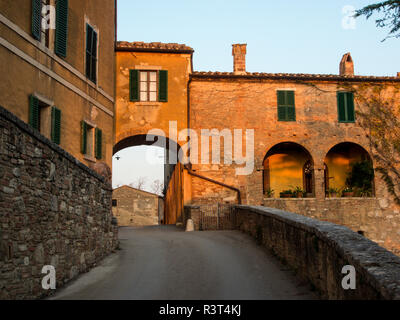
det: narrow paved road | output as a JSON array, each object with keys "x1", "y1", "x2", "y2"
[{"x1": 50, "y1": 226, "x2": 315, "y2": 300}]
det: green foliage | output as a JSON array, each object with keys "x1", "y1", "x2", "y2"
[
  {"x1": 355, "y1": 1, "x2": 400, "y2": 40},
  {"x1": 265, "y1": 188, "x2": 275, "y2": 197},
  {"x1": 346, "y1": 160, "x2": 375, "y2": 192}
]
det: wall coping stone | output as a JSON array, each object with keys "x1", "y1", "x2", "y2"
[
  {"x1": 0, "y1": 105, "x2": 109, "y2": 188},
  {"x1": 235, "y1": 205, "x2": 400, "y2": 299}
]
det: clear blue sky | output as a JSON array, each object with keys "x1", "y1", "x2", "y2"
[{"x1": 117, "y1": 0, "x2": 400, "y2": 76}]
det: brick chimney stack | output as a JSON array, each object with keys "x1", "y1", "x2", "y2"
[
  {"x1": 397, "y1": 72, "x2": 400, "y2": 78},
  {"x1": 232, "y1": 44, "x2": 247, "y2": 75},
  {"x1": 339, "y1": 52, "x2": 354, "y2": 76}
]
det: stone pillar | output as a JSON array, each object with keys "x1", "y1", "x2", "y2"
[
  {"x1": 314, "y1": 166, "x2": 325, "y2": 199},
  {"x1": 232, "y1": 44, "x2": 247, "y2": 75}
]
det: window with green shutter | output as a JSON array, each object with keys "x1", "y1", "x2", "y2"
[
  {"x1": 95, "y1": 128, "x2": 102, "y2": 159},
  {"x1": 51, "y1": 107, "x2": 61, "y2": 145},
  {"x1": 86, "y1": 24, "x2": 98, "y2": 83},
  {"x1": 31, "y1": 0, "x2": 42, "y2": 41},
  {"x1": 337, "y1": 92, "x2": 355, "y2": 123},
  {"x1": 130, "y1": 70, "x2": 168, "y2": 102},
  {"x1": 277, "y1": 90, "x2": 296, "y2": 121},
  {"x1": 29, "y1": 95, "x2": 40, "y2": 130},
  {"x1": 55, "y1": 0, "x2": 68, "y2": 58},
  {"x1": 81, "y1": 120, "x2": 87, "y2": 154}
]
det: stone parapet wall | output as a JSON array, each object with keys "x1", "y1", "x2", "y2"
[
  {"x1": 0, "y1": 106, "x2": 118, "y2": 300},
  {"x1": 263, "y1": 198, "x2": 400, "y2": 256},
  {"x1": 234, "y1": 205, "x2": 400, "y2": 300}
]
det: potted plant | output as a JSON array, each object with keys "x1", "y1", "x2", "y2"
[
  {"x1": 293, "y1": 186, "x2": 304, "y2": 198},
  {"x1": 280, "y1": 190, "x2": 293, "y2": 198},
  {"x1": 265, "y1": 188, "x2": 275, "y2": 198},
  {"x1": 328, "y1": 187, "x2": 339, "y2": 198},
  {"x1": 342, "y1": 187, "x2": 354, "y2": 197}
]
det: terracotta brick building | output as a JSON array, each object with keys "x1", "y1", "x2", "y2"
[
  {"x1": 112, "y1": 186, "x2": 163, "y2": 226},
  {"x1": 188, "y1": 44, "x2": 400, "y2": 254}
]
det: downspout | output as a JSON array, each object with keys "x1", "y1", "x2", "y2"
[{"x1": 184, "y1": 166, "x2": 242, "y2": 205}]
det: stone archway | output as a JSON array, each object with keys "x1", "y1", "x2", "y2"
[
  {"x1": 263, "y1": 142, "x2": 315, "y2": 198},
  {"x1": 324, "y1": 142, "x2": 374, "y2": 197}
]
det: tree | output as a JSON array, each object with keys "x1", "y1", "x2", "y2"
[
  {"x1": 354, "y1": 85, "x2": 400, "y2": 203},
  {"x1": 151, "y1": 179, "x2": 164, "y2": 196},
  {"x1": 130, "y1": 176, "x2": 148, "y2": 191},
  {"x1": 355, "y1": 1, "x2": 400, "y2": 40}
]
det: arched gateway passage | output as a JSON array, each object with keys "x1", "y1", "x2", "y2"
[
  {"x1": 324, "y1": 142, "x2": 374, "y2": 197},
  {"x1": 113, "y1": 134, "x2": 183, "y2": 225},
  {"x1": 263, "y1": 142, "x2": 315, "y2": 198}
]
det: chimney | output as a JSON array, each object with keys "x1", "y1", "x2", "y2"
[
  {"x1": 339, "y1": 52, "x2": 354, "y2": 76},
  {"x1": 397, "y1": 72, "x2": 400, "y2": 78},
  {"x1": 232, "y1": 44, "x2": 247, "y2": 75}
]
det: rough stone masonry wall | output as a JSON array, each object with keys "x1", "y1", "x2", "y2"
[
  {"x1": 263, "y1": 198, "x2": 400, "y2": 256},
  {"x1": 0, "y1": 106, "x2": 118, "y2": 300},
  {"x1": 235, "y1": 205, "x2": 400, "y2": 300}
]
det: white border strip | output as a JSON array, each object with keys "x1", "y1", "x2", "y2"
[
  {"x1": 0, "y1": 36, "x2": 113, "y2": 117},
  {"x1": 0, "y1": 13, "x2": 114, "y2": 103}
]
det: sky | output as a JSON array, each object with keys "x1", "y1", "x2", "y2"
[{"x1": 113, "y1": 0, "x2": 400, "y2": 191}]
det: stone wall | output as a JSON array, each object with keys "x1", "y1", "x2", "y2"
[
  {"x1": 234, "y1": 205, "x2": 400, "y2": 300},
  {"x1": 112, "y1": 186, "x2": 161, "y2": 226},
  {"x1": 263, "y1": 198, "x2": 400, "y2": 256},
  {"x1": 0, "y1": 106, "x2": 118, "y2": 300}
]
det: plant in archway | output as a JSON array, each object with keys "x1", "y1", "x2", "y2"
[{"x1": 346, "y1": 160, "x2": 374, "y2": 196}]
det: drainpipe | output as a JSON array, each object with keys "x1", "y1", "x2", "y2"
[{"x1": 185, "y1": 166, "x2": 242, "y2": 204}]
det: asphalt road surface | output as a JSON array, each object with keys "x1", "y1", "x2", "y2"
[{"x1": 50, "y1": 226, "x2": 316, "y2": 300}]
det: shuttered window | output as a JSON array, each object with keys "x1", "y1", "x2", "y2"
[
  {"x1": 31, "y1": 0, "x2": 42, "y2": 41},
  {"x1": 86, "y1": 24, "x2": 98, "y2": 84},
  {"x1": 29, "y1": 95, "x2": 40, "y2": 130},
  {"x1": 51, "y1": 107, "x2": 61, "y2": 145},
  {"x1": 337, "y1": 92, "x2": 355, "y2": 122},
  {"x1": 95, "y1": 128, "x2": 102, "y2": 159},
  {"x1": 130, "y1": 70, "x2": 168, "y2": 102},
  {"x1": 55, "y1": 0, "x2": 68, "y2": 58},
  {"x1": 277, "y1": 90, "x2": 296, "y2": 121}
]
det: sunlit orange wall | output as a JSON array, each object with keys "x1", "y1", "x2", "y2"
[{"x1": 267, "y1": 151, "x2": 309, "y2": 196}]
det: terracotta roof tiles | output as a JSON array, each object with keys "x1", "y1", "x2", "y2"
[{"x1": 116, "y1": 41, "x2": 194, "y2": 53}]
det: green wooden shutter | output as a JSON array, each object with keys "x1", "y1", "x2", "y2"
[
  {"x1": 55, "y1": 0, "x2": 68, "y2": 58},
  {"x1": 81, "y1": 121, "x2": 87, "y2": 154},
  {"x1": 31, "y1": 0, "x2": 42, "y2": 41},
  {"x1": 277, "y1": 91, "x2": 295, "y2": 121},
  {"x1": 337, "y1": 92, "x2": 346, "y2": 122},
  {"x1": 95, "y1": 128, "x2": 102, "y2": 159},
  {"x1": 346, "y1": 92, "x2": 355, "y2": 122},
  {"x1": 51, "y1": 107, "x2": 61, "y2": 145},
  {"x1": 159, "y1": 70, "x2": 168, "y2": 102},
  {"x1": 29, "y1": 95, "x2": 40, "y2": 130},
  {"x1": 129, "y1": 70, "x2": 139, "y2": 102},
  {"x1": 286, "y1": 91, "x2": 296, "y2": 121},
  {"x1": 277, "y1": 91, "x2": 286, "y2": 121},
  {"x1": 86, "y1": 24, "x2": 97, "y2": 83}
]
